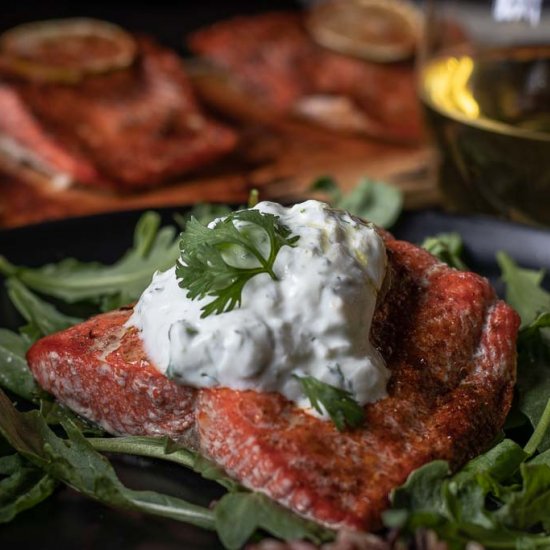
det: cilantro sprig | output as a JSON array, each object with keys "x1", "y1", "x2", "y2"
[
  {"x1": 176, "y1": 210, "x2": 299, "y2": 318},
  {"x1": 294, "y1": 375, "x2": 365, "y2": 432}
]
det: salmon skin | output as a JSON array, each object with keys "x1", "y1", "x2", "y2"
[
  {"x1": 188, "y1": 12, "x2": 423, "y2": 143},
  {"x1": 0, "y1": 38, "x2": 237, "y2": 190},
  {"x1": 27, "y1": 235, "x2": 520, "y2": 531}
]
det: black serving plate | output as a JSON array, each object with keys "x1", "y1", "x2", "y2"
[{"x1": 1, "y1": 207, "x2": 550, "y2": 549}]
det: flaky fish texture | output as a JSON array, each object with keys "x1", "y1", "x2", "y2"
[{"x1": 27, "y1": 234, "x2": 520, "y2": 530}]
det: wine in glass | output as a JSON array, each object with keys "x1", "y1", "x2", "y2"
[{"x1": 419, "y1": 0, "x2": 550, "y2": 224}]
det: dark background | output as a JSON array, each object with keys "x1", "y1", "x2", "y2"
[{"x1": 1, "y1": 1, "x2": 300, "y2": 54}]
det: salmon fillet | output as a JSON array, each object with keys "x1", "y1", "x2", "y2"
[
  {"x1": 0, "y1": 38, "x2": 237, "y2": 190},
  {"x1": 26, "y1": 236, "x2": 520, "y2": 530},
  {"x1": 188, "y1": 12, "x2": 423, "y2": 143}
]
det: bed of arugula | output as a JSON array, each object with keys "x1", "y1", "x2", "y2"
[{"x1": 0, "y1": 178, "x2": 550, "y2": 549}]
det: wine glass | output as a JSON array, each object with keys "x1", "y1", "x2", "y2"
[{"x1": 418, "y1": 0, "x2": 550, "y2": 225}]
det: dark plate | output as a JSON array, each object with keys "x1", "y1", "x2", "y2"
[{"x1": 1, "y1": 207, "x2": 550, "y2": 549}]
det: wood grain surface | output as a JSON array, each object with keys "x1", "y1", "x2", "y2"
[{"x1": 0, "y1": 62, "x2": 440, "y2": 229}]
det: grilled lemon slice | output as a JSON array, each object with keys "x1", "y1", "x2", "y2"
[
  {"x1": 0, "y1": 18, "x2": 137, "y2": 83},
  {"x1": 307, "y1": 0, "x2": 422, "y2": 63}
]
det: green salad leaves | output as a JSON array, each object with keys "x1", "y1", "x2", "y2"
[
  {"x1": 310, "y1": 175, "x2": 403, "y2": 228},
  {"x1": 384, "y1": 426, "x2": 550, "y2": 549},
  {"x1": 0, "y1": 212, "x2": 180, "y2": 311},
  {"x1": 1, "y1": 204, "x2": 550, "y2": 549},
  {"x1": 421, "y1": 232, "x2": 468, "y2": 270}
]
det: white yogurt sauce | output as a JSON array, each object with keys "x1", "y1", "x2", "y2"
[{"x1": 128, "y1": 200, "x2": 389, "y2": 417}]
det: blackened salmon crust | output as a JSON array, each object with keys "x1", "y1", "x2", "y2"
[
  {"x1": 188, "y1": 12, "x2": 423, "y2": 142},
  {"x1": 26, "y1": 234, "x2": 520, "y2": 530},
  {"x1": 0, "y1": 38, "x2": 237, "y2": 190}
]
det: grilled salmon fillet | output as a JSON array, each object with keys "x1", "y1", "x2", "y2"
[
  {"x1": 188, "y1": 12, "x2": 423, "y2": 143},
  {"x1": 0, "y1": 38, "x2": 237, "y2": 190},
  {"x1": 26, "y1": 235, "x2": 520, "y2": 530}
]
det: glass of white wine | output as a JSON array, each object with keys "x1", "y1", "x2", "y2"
[{"x1": 418, "y1": 0, "x2": 550, "y2": 224}]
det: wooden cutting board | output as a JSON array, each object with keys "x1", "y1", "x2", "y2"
[{"x1": 0, "y1": 72, "x2": 440, "y2": 229}]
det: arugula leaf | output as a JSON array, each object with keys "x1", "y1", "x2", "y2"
[
  {"x1": 0, "y1": 454, "x2": 56, "y2": 523},
  {"x1": 497, "y1": 254, "x2": 550, "y2": 452},
  {"x1": 0, "y1": 397, "x2": 331, "y2": 547},
  {"x1": 0, "y1": 212, "x2": 179, "y2": 311},
  {"x1": 89, "y1": 435, "x2": 238, "y2": 491},
  {"x1": 497, "y1": 251, "x2": 550, "y2": 327},
  {"x1": 87, "y1": 435, "x2": 334, "y2": 546},
  {"x1": 385, "y1": 460, "x2": 450, "y2": 529},
  {"x1": 421, "y1": 233, "x2": 468, "y2": 270},
  {"x1": 496, "y1": 462, "x2": 550, "y2": 532},
  {"x1": 385, "y1": 437, "x2": 550, "y2": 549},
  {"x1": 310, "y1": 176, "x2": 403, "y2": 228},
  {"x1": 524, "y1": 394, "x2": 550, "y2": 456},
  {"x1": 177, "y1": 210, "x2": 299, "y2": 317},
  {"x1": 0, "y1": 389, "x2": 215, "y2": 530},
  {"x1": 511, "y1": 306, "x2": 550, "y2": 454},
  {"x1": 39, "y1": 400, "x2": 104, "y2": 436},
  {"x1": 6, "y1": 278, "x2": 81, "y2": 340},
  {"x1": 0, "y1": 329, "x2": 42, "y2": 401},
  {"x1": 455, "y1": 439, "x2": 528, "y2": 484},
  {"x1": 294, "y1": 375, "x2": 364, "y2": 431},
  {"x1": 214, "y1": 492, "x2": 332, "y2": 550}
]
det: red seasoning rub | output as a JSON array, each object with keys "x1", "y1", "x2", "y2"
[
  {"x1": 0, "y1": 21, "x2": 237, "y2": 191},
  {"x1": 189, "y1": 12, "x2": 424, "y2": 143},
  {"x1": 27, "y1": 231, "x2": 520, "y2": 531}
]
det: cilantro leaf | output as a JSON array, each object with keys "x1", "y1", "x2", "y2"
[
  {"x1": 294, "y1": 375, "x2": 364, "y2": 432},
  {"x1": 310, "y1": 176, "x2": 403, "y2": 228},
  {"x1": 177, "y1": 210, "x2": 299, "y2": 318},
  {"x1": 421, "y1": 233, "x2": 468, "y2": 270},
  {"x1": 0, "y1": 212, "x2": 179, "y2": 311}
]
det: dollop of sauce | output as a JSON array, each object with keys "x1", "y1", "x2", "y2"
[{"x1": 128, "y1": 200, "x2": 389, "y2": 417}]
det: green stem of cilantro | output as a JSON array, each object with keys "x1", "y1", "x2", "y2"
[
  {"x1": 524, "y1": 397, "x2": 550, "y2": 455},
  {"x1": 241, "y1": 244, "x2": 277, "y2": 281},
  {"x1": 247, "y1": 189, "x2": 259, "y2": 208}
]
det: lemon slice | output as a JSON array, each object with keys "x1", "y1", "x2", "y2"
[
  {"x1": 307, "y1": 0, "x2": 422, "y2": 63},
  {"x1": 0, "y1": 18, "x2": 137, "y2": 83}
]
